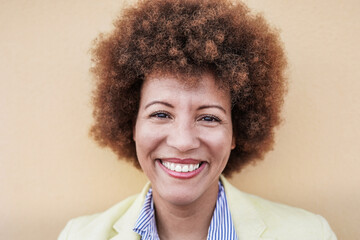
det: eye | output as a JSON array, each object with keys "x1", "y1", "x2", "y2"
[
  {"x1": 149, "y1": 111, "x2": 172, "y2": 119},
  {"x1": 198, "y1": 115, "x2": 221, "y2": 122}
]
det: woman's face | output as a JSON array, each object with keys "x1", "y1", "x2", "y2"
[{"x1": 134, "y1": 72, "x2": 235, "y2": 206}]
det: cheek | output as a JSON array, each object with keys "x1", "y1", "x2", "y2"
[
  {"x1": 135, "y1": 122, "x2": 164, "y2": 158},
  {"x1": 200, "y1": 128, "x2": 233, "y2": 157}
]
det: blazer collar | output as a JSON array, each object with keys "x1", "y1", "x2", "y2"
[
  {"x1": 110, "y1": 182, "x2": 151, "y2": 240},
  {"x1": 220, "y1": 175, "x2": 273, "y2": 240},
  {"x1": 111, "y1": 177, "x2": 272, "y2": 240}
]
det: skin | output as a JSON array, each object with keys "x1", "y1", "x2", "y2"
[{"x1": 133, "y1": 72, "x2": 235, "y2": 240}]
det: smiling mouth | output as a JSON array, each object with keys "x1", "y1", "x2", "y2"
[{"x1": 160, "y1": 160, "x2": 203, "y2": 173}]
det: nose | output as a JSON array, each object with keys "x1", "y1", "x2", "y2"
[{"x1": 166, "y1": 121, "x2": 200, "y2": 152}]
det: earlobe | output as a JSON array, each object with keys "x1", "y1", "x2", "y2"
[
  {"x1": 132, "y1": 124, "x2": 136, "y2": 142},
  {"x1": 231, "y1": 136, "x2": 236, "y2": 150}
]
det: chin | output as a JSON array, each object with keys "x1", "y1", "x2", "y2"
[
  {"x1": 153, "y1": 178, "x2": 217, "y2": 207},
  {"x1": 159, "y1": 190, "x2": 201, "y2": 206}
]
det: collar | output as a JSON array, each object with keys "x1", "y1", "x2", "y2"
[
  {"x1": 110, "y1": 176, "x2": 272, "y2": 240},
  {"x1": 111, "y1": 181, "x2": 151, "y2": 240},
  {"x1": 220, "y1": 175, "x2": 272, "y2": 239},
  {"x1": 133, "y1": 181, "x2": 238, "y2": 240}
]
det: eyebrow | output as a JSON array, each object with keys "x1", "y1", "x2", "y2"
[
  {"x1": 197, "y1": 105, "x2": 226, "y2": 114},
  {"x1": 145, "y1": 101, "x2": 174, "y2": 109},
  {"x1": 145, "y1": 101, "x2": 226, "y2": 113}
]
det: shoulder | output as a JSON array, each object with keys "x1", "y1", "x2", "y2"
[
  {"x1": 221, "y1": 176, "x2": 337, "y2": 240},
  {"x1": 58, "y1": 194, "x2": 138, "y2": 240},
  {"x1": 243, "y1": 192, "x2": 336, "y2": 239},
  {"x1": 58, "y1": 182, "x2": 151, "y2": 240}
]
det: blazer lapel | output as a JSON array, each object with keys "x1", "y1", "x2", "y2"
[
  {"x1": 110, "y1": 177, "x2": 274, "y2": 240},
  {"x1": 110, "y1": 182, "x2": 151, "y2": 240},
  {"x1": 221, "y1": 176, "x2": 274, "y2": 240}
]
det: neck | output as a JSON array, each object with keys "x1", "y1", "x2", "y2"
[{"x1": 152, "y1": 180, "x2": 219, "y2": 240}]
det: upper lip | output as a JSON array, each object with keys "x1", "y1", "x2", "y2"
[{"x1": 157, "y1": 158, "x2": 203, "y2": 164}]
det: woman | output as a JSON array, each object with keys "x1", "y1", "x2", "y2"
[{"x1": 59, "y1": 0, "x2": 337, "y2": 239}]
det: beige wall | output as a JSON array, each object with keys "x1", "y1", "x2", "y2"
[{"x1": 1, "y1": 0, "x2": 359, "y2": 239}]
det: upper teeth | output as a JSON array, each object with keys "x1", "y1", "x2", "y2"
[{"x1": 161, "y1": 161, "x2": 200, "y2": 173}]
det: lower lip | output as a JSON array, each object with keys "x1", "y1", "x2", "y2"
[{"x1": 157, "y1": 160, "x2": 206, "y2": 179}]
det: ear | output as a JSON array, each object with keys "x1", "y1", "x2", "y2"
[{"x1": 231, "y1": 135, "x2": 236, "y2": 150}]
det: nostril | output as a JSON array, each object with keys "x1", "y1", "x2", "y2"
[{"x1": 166, "y1": 134, "x2": 200, "y2": 152}]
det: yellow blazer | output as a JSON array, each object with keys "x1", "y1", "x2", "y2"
[{"x1": 58, "y1": 176, "x2": 337, "y2": 240}]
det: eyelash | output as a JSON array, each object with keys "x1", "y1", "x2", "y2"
[
  {"x1": 198, "y1": 114, "x2": 221, "y2": 122},
  {"x1": 149, "y1": 111, "x2": 172, "y2": 119},
  {"x1": 149, "y1": 111, "x2": 221, "y2": 123}
]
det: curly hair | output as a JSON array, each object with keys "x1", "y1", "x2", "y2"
[{"x1": 90, "y1": 0, "x2": 287, "y2": 176}]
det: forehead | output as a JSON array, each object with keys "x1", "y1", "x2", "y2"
[
  {"x1": 140, "y1": 71, "x2": 231, "y2": 107},
  {"x1": 142, "y1": 71, "x2": 228, "y2": 94}
]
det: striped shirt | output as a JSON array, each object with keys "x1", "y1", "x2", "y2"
[{"x1": 133, "y1": 181, "x2": 238, "y2": 240}]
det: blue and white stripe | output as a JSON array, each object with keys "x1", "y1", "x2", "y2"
[
  {"x1": 207, "y1": 181, "x2": 238, "y2": 240},
  {"x1": 133, "y1": 188, "x2": 160, "y2": 240},
  {"x1": 133, "y1": 181, "x2": 238, "y2": 240}
]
